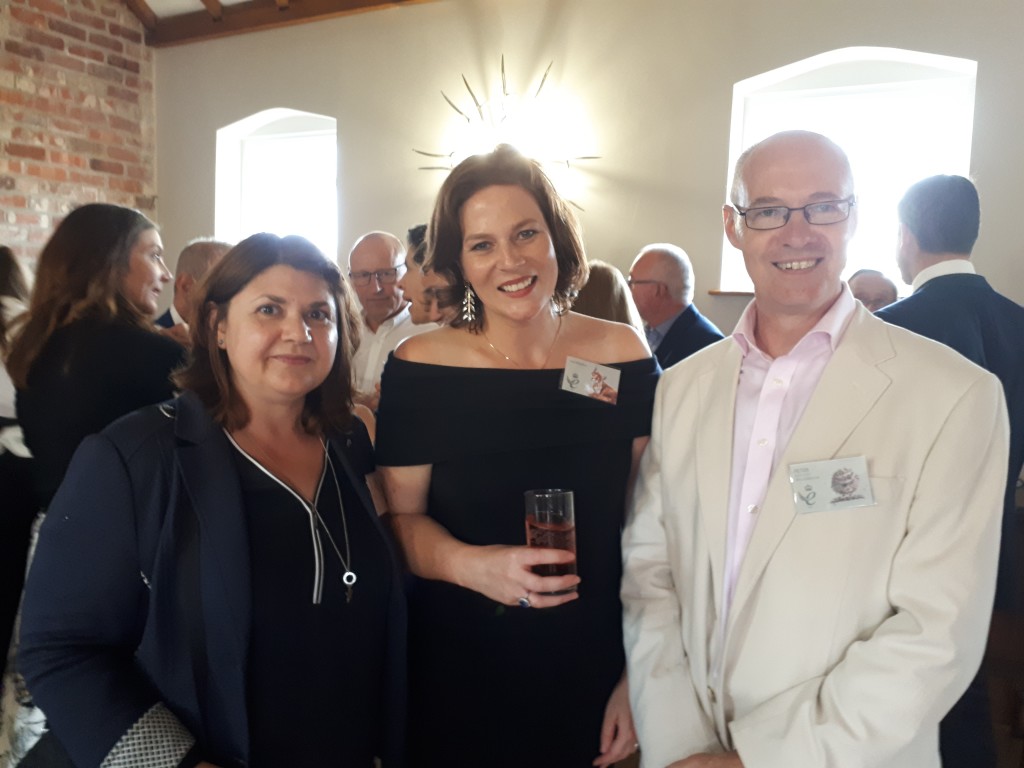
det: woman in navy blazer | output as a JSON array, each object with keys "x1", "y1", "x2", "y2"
[{"x1": 18, "y1": 234, "x2": 406, "y2": 768}]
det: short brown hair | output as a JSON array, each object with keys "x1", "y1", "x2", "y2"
[
  {"x1": 427, "y1": 144, "x2": 588, "y2": 329},
  {"x1": 174, "y1": 233, "x2": 361, "y2": 434}
]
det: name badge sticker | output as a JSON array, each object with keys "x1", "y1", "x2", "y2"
[
  {"x1": 561, "y1": 356, "x2": 621, "y2": 404},
  {"x1": 788, "y1": 455, "x2": 875, "y2": 514}
]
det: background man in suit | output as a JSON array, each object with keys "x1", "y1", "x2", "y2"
[
  {"x1": 622, "y1": 131, "x2": 1008, "y2": 768},
  {"x1": 628, "y1": 243, "x2": 723, "y2": 369},
  {"x1": 848, "y1": 267, "x2": 898, "y2": 311},
  {"x1": 155, "y1": 238, "x2": 231, "y2": 345},
  {"x1": 876, "y1": 175, "x2": 1024, "y2": 767}
]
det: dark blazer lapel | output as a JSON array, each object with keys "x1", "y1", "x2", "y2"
[
  {"x1": 173, "y1": 392, "x2": 251, "y2": 750},
  {"x1": 729, "y1": 308, "x2": 895, "y2": 621},
  {"x1": 696, "y1": 343, "x2": 743, "y2": 616}
]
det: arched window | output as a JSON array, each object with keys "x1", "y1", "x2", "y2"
[
  {"x1": 720, "y1": 47, "x2": 976, "y2": 293},
  {"x1": 216, "y1": 108, "x2": 338, "y2": 260}
]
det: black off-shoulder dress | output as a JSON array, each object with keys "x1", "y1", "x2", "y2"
[{"x1": 376, "y1": 355, "x2": 659, "y2": 768}]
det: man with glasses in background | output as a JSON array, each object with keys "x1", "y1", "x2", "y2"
[
  {"x1": 628, "y1": 243, "x2": 723, "y2": 369},
  {"x1": 622, "y1": 131, "x2": 1008, "y2": 768},
  {"x1": 348, "y1": 231, "x2": 434, "y2": 409}
]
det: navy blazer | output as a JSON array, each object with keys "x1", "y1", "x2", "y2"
[
  {"x1": 19, "y1": 391, "x2": 407, "y2": 768},
  {"x1": 653, "y1": 304, "x2": 725, "y2": 370},
  {"x1": 876, "y1": 273, "x2": 1024, "y2": 609}
]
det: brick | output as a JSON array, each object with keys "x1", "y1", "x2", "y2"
[
  {"x1": 10, "y1": 6, "x2": 46, "y2": 27},
  {"x1": 86, "y1": 61, "x2": 122, "y2": 82},
  {"x1": 5, "y1": 41, "x2": 45, "y2": 62},
  {"x1": 47, "y1": 53, "x2": 86, "y2": 72},
  {"x1": 6, "y1": 143, "x2": 46, "y2": 160},
  {"x1": 106, "y1": 54, "x2": 138, "y2": 74},
  {"x1": 68, "y1": 106, "x2": 105, "y2": 125},
  {"x1": 69, "y1": 136, "x2": 103, "y2": 153},
  {"x1": 105, "y1": 84, "x2": 137, "y2": 103},
  {"x1": 108, "y1": 23, "x2": 142, "y2": 44},
  {"x1": 88, "y1": 32, "x2": 123, "y2": 53},
  {"x1": 126, "y1": 163, "x2": 150, "y2": 182},
  {"x1": 48, "y1": 19, "x2": 88, "y2": 42},
  {"x1": 25, "y1": 29, "x2": 65, "y2": 51},
  {"x1": 107, "y1": 176, "x2": 141, "y2": 193},
  {"x1": 27, "y1": 0, "x2": 69, "y2": 18},
  {"x1": 0, "y1": 194, "x2": 29, "y2": 207},
  {"x1": 89, "y1": 157, "x2": 122, "y2": 174},
  {"x1": 68, "y1": 43, "x2": 104, "y2": 63},
  {"x1": 69, "y1": 8, "x2": 106, "y2": 31},
  {"x1": 134, "y1": 195, "x2": 156, "y2": 211},
  {"x1": 0, "y1": 176, "x2": 16, "y2": 190},
  {"x1": 107, "y1": 145, "x2": 138, "y2": 163},
  {"x1": 68, "y1": 170, "x2": 104, "y2": 185},
  {"x1": 49, "y1": 150, "x2": 87, "y2": 168},
  {"x1": 25, "y1": 163, "x2": 68, "y2": 181},
  {"x1": 107, "y1": 115, "x2": 136, "y2": 132}
]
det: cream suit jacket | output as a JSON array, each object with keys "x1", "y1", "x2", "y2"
[{"x1": 622, "y1": 305, "x2": 1009, "y2": 768}]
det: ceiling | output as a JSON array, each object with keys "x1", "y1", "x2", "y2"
[{"x1": 124, "y1": 0, "x2": 426, "y2": 47}]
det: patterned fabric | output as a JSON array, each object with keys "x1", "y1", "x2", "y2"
[{"x1": 101, "y1": 703, "x2": 194, "y2": 768}]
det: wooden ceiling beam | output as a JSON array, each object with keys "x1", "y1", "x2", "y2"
[
  {"x1": 200, "y1": 0, "x2": 224, "y2": 21},
  {"x1": 124, "y1": 0, "x2": 158, "y2": 31},
  {"x1": 143, "y1": 0, "x2": 430, "y2": 48}
]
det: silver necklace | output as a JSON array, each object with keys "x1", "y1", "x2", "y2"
[
  {"x1": 226, "y1": 431, "x2": 357, "y2": 603},
  {"x1": 482, "y1": 315, "x2": 563, "y2": 369},
  {"x1": 317, "y1": 442, "x2": 357, "y2": 602}
]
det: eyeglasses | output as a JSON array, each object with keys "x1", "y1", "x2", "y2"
[
  {"x1": 734, "y1": 197, "x2": 855, "y2": 230},
  {"x1": 348, "y1": 265, "x2": 406, "y2": 287},
  {"x1": 626, "y1": 278, "x2": 663, "y2": 289}
]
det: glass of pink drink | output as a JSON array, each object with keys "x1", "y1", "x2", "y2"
[{"x1": 524, "y1": 489, "x2": 577, "y2": 595}]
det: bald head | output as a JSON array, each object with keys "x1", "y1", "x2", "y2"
[
  {"x1": 848, "y1": 269, "x2": 898, "y2": 312},
  {"x1": 629, "y1": 243, "x2": 694, "y2": 327},
  {"x1": 729, "y1": 130, "x2": 854, "y2": 209},
  {"x1": 348, "y1": 231, "x2": 407, "y2": 331},
  {"x1": 173, "y1": 238, "x2": 232, "y2": 321}
]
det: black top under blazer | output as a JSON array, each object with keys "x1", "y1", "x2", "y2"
[{"x1": 18, "y1": 391, "x2": 407, "y2": 768}]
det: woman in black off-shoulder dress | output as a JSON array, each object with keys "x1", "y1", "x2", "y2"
[{"x1": 377, "y1": 145, "x2": 659, "y2": 768}]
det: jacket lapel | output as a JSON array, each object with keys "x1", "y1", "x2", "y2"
[
  {"x1": 696, "y1": 342, "x2": 744, "y2": 616},
  {"x1": 728, "y1": 309, "x2": 895, "y2": 621},
  {"x1": 173, "y1": 392, "x2": 252, "y2": 751}
]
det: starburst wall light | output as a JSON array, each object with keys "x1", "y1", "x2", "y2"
[{"x1": 414, "y1": 57, "x2": 599, "y2": 206}]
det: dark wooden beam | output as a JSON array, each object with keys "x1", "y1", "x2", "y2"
[
  {"x1": 200, "y1": 0, "x2": 224, "y2": 21},
  {"x1": 144, "y1": 0, "x2": 430, "y2": 48},
  {"x1": 124, "y1": 0, "x2": 158, "y2": 31},
  {"x1": 275, "y1": 0, "x2": 290, "y2": 8}
]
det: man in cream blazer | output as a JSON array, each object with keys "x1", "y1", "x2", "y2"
[{"x1": 622, "y1": 131, "x2": 1009, "y2": 768}]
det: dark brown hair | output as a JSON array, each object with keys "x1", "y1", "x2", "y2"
[
  {"x1": 572, "y1": 260, "x2": 642, "y2": 331},
  {"x1": 174, "y1": 233, "x2": 361, "y2": 434},
  {"x1": 427, "y1": 144, "x2": 588, "y2": 329},
  {"x1": 7, "y1": 203, "x2": 157, "y2": 388}
]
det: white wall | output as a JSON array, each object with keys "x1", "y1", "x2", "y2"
[{"x1": 155, "y1": 0, "x2": 1024, "y2": 331}]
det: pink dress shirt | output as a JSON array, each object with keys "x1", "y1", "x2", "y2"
[{"x1": 711, "y1": 285, "x2": 857, "y2": 684}]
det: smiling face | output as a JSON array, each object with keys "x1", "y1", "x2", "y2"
[
  {"x1": 120, "y1": 228, "x2": 170, "y2": 316},
  {"x1": 216, "y1": 264, "x2": 338, "y2": 411},
  {"x1": 459, "y1": 184, "x2": 558, "y2": 326},
  {"x1": 725, "y1": 133, "x2": 856, "y2": 326}
]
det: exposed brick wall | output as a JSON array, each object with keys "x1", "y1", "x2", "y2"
[{"x1": 0, "y1": 0, "x2": 155, "y2": 268}]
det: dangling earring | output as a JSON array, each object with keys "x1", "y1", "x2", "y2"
[{"x1": 462, "y1": 283, "x2": 478, "y2": 329}]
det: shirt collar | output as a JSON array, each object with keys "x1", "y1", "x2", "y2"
[
  {"x1": 732, "y1": 283, "x2": 857, "y2": 359},
  {"x1": 911, "y1": 258, "x2": 975, "y2": 293}
]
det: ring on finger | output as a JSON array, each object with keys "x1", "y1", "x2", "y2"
[{"x1": 517, "y1": 593, "x2": 532, "y2": 608}]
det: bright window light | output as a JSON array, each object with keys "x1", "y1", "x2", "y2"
[
  {"x1": 216, "y1": 109, "x2": 338, "y2": 260},
  {"x1": 720, "y1": 48, "x2": 976, "y2": 294}
]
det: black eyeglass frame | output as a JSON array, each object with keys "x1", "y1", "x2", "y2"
[{"x1": 733, "y1": 196, "x2": 856, "y2": 230}]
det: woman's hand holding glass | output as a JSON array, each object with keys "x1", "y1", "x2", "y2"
[{"x1": 454, "y1": 543, "x2": 580, "y2": 608}]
